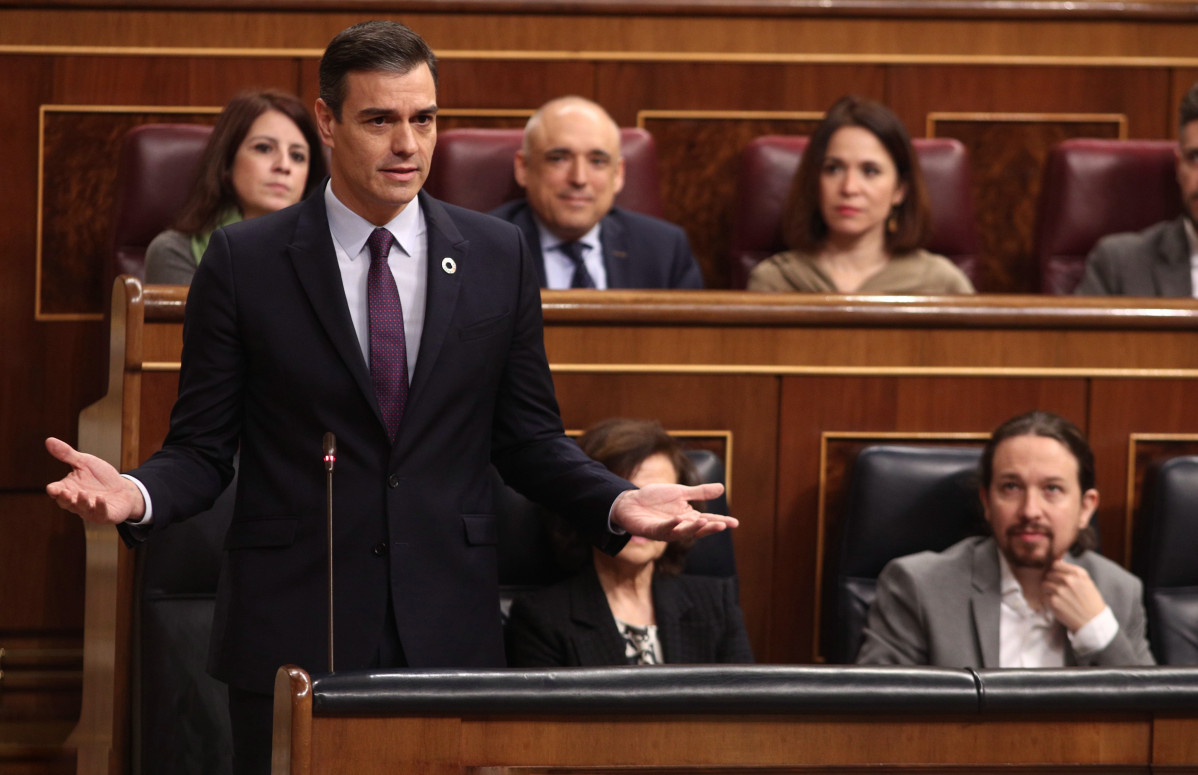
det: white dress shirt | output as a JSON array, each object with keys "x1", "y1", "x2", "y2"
[
  {"x1": 997, "y1": 551, "x2": 1118, "y2": 667},
  {"x1": 324, "y1": 182, "x2": 427, "y2": 376}
]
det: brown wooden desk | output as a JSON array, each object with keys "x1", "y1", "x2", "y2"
[{"x1": 271, "y1": 665, "x2": 1198, "y2": 774}]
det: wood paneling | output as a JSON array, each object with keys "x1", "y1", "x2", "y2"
[
  {"x1": 439, "y1": 60, "x2": 596, "y2": 110},
  {"x1": 0, "y1": 497, "x2": 85, "y2": 635},
  {"x1": 39, "y1": 109, "x2": 217, "y2": 318},
  {"x1": 1, "y1": 56, "x2": 77, "y2": 488},
  {"x1": 0, "y1": 501, "x2": 83, "y2": 773},
  {"x1": 6, "y1": 8, "x2": 1198, "y2": 59},
  {"x1": 1088, "y1": 379, "x2": 1198, "y2": 566},
  {"x1": 644, "y1": 114, "x2": 822, "y2": 288},
  {"x1": 932, "y1": 116, "x2": 1123, "y2": 292}
]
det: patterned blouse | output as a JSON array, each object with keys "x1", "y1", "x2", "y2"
[{"x1": 615, "y1": 618, "x2": 663, "y2": 664}]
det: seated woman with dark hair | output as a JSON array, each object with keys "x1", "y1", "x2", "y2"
[
  {"x1": 748, "y1": 95, "x2": 974, "y2": 294},
  {"x1": 505, "y1": 418, "x2": 753, "y2": 667},
  {"x1": 145, "y1": 89, "x2": 326, "y2": 284}
]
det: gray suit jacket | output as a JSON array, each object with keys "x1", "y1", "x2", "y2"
[
  {"x1": 856, "y1": 536, "x2": 1154, "y2": 668},
  {"x1": 1074, "y1": 216, "x2": 1193, "y2": 297}
]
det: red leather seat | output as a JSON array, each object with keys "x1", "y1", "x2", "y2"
[
  {"x1": 1035, "y1": 138, "x2": 1181, "y2": 294},
  {"x1": 729, "y1": 136, "x2": 983, "y2": 290},
  {"x1": 423, "y1": 127, "x2": 665, "y2": 218},
  {"x1": 110, "y1": 123, "x2": 213, "y2": 283}
]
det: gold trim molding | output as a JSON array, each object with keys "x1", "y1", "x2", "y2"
[
  {"x1": 927, "y1": 111, "x2": 1129, "y2": 139},
  {"x1": 8, "y1": 45, "x2": 1198, "y2": 69},
  {"x1": 548, "y1": 364, "x2": 1198, "y2": 379},
  {"x1": 637, "y1": 109, "x2": 824, "y2": 129}
]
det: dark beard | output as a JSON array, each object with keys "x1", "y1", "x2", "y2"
[{"x1": 1002, "y1": 525, "x2": 1055, "y2": 569}]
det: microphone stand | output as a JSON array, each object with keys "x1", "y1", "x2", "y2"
[{"x1": 323, "y1": 432, "x2": 337, "y2": 673}]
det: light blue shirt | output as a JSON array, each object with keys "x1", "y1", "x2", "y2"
[
  {"x1": 534, "y1": 218, "x2": 606, "y2": 290},
  {"x1": 324, "y1": 182, "x2": 427, "y2": 377}
]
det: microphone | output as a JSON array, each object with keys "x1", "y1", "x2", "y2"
[
  {"x1": 323, "y1": 432, "x2": 336, "y2": 473},
  {"x1": 323, "y1": 432, "x2": 336, "y2": 673}
]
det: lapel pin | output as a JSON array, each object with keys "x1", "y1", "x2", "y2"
[{"x1": 441, "y1": 257, "x2": 457, "y2": 274}]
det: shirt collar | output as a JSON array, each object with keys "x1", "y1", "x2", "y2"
[
  {"x1": 324, "y1": 180, "x2": 424, "y2": 260},
  {"x1": 997, "y1": 549, "x2": 1054, "y2": 624},
  {"x1": 532, "y1": 214, "x2": 602, "y2": 256}
]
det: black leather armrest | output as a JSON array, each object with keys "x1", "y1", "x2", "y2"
[
  {"x1": 311, "y1": 665, "x2": 979, "y2": 716},
  {"x1": 973, "y1": 667, "x2": 1198, "y2": 712}
]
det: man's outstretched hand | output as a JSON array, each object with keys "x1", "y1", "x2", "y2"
[
  {"x1": 611, "y1": 482, "x2": 737, "y2": 541},
  {"x1": 44, "y1": 437, "x2": 145, "y2": 525}
]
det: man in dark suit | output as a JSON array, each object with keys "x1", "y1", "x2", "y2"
[
  {"x1": 490, "y1": 96, "x2": 703, "y2": 290},
  {"x1": 45, "y1": 21, "x2": 733, "y2": 775},
  {"x1": 1075, "y1": 82, "x2": 1198, "y2": 296}
]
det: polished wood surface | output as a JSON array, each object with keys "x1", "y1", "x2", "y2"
[
  {"x1": 7, "y1": 6, "x2": 1198, "y2": 55},
  {"x1": 8, "y1": 0, "x2": 1198, "y2": 20}
]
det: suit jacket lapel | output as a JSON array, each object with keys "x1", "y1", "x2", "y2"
[
  {"x1": 1153, "y1": 217, "x2": 1193, "y2": 296},
  {"x1": 599, "y1": 211, "x2": 630, "y2": 289},
  {"x1": 510, "y1": 204, "x2": 549, "y2": 288},
  {"x1": 286, "y1": 190, "x2": 381, "y2": 425},
  {"x1": 407, "y1": 191, "x2": 463, "y2": 412},
  {"x1": 569, "y1": 566, "x2": 627, "y2": 665},
  {"x1": 971, "y1": 539, "x2": 1002, "y2": 668},
  {"x1": 652, "y1": 575, "x2": 695, "y2": 664}
]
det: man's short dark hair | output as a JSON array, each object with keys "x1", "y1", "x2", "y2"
[
  {"x1": 1180, "y1": 82, "x2": 1198, "y2": 135},
  {"x1": 318, "y1": 20, "x2": 439, "y2": 120}
]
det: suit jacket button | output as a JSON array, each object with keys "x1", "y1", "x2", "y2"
[
  {"x1": 372, "y1": 542, "x2": 388, "y2": 557},
  {"x1": 388, "y1": 474, "x2": 400, "y2": 488}
]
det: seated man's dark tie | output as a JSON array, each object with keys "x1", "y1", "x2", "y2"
[
  {"x1": 559, "y1": 241, "x2": 596, "y2": 289},
  {"x1": 367, "y1": 227, "x2": 408, "y2": 443}
]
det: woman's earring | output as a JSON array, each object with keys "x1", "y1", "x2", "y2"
[{"x1": 887, "y1": 210, "x2": 899, "y2": 234}]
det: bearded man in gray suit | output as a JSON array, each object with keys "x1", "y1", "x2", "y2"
[
  {"x1": 857, "y1": 411, "x2": 1154, "y2": 668},
  {"x1": 1075, "y1": 83, "x2": 1198, "y2": 297}
]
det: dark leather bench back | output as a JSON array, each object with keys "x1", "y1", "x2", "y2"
[
  {"x1": 1134, "y1": 456, "x2": 1198, "y2": 665},
  {"x1": 832, "y1": 445, "x2": 985, "y2": 663}
]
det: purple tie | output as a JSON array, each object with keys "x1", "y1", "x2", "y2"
[{"x1": 367, "y1": 227, "x2": 408, "y2": 443}]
